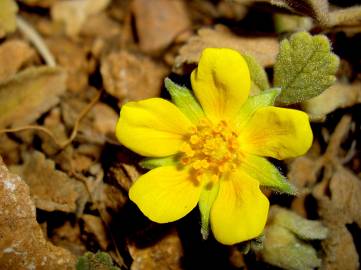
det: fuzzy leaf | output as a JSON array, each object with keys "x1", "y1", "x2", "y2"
[
  {"x1": 260, "y1": 206, "x2": 328, "y2": 270},
  {"x1": 272, "y1": 206, "x2": 328, "y2": 240},
  {"x1": 76, "y1": 251, "x2": 120, "y2": 270},
  {"x1": 262, "y1": 225, "x2": 322, "y2": 270},
  {"x1": 164, "y1": 78, "x2": 204, "y2": 123},
  {"x1": 274, "y1": 31, "x2": 339, "y2": 105}
]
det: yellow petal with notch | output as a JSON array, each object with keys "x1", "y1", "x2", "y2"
[
  {"x1": 116, "y1": 98, "x2": 193, "y2": 157},
  {"x1": 129, "y1": 166, "x2": 202, "y2": 223},
  {"x1": 211, "y1": 170, "x2": 269, "y2": 245},
  {"x1": 191, "y1": 48, "x2": 251, "y2": 122},
  {"x1": 238, "y1": 106, "x2": 313, "y2": 160}
]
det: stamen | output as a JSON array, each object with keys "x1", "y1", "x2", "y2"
[{"x1": 181, "y1": 119, "x2": 242, "y2": 182}]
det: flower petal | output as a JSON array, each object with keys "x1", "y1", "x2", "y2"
[
  {"x1": 129, "y1": 166, "x2": 202, "y2": 223},
  {"x1": 191, "y1": 48, "x2": 251, "y2": 121},
  {"x1": 211, "y1": 170, "x2": 269, "y2": 245},
  {"x1": 238, "y1": 106, "x2": 313, "y2": 160},
  {"x1": 116, "y1": 98, "x2": 193, "y2": 157},
  {"x1": 240, "y1": 154, "x2": 296, "y2": 194}
]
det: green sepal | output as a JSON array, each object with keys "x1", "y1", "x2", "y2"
[
  {"x1": 237, "y1": 233, "x2": 265, "y2": 254},
  {"x1": 139, "y1": 155, "x2": 178, "y2": 170},
  {"x1": 164, "y1": 78, "x2": 204, "y2": 123},
  {"x1": 241, "y1": 155, "x2": 296, "y2": 194},
  {"x1": 242, "y1": 53, "x2": 270, "y2": 95},
  {"x1": 250, "y1": 233, "x2": 265, "y2": 251},
  {"x1": 198, "y1": 181, "x2": 220, "y2": 240},
  {"x1": 233, "y1": 88, "x2": 281, "y2": 130},
  {"x1": 274, "y1": 31, "x2": 339, "y2": 105}
]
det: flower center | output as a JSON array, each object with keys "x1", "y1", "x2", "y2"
[{"x1": 180, "y1": 119, "x2": 242, "y2": 182}]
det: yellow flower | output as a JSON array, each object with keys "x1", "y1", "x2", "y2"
[{"x1": 115, "y1": 48, "x2": 313, "y2": 245}]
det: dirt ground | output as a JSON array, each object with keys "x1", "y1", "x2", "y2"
[{"x1": 0, "y1": 0, "x2": 361, "y2": 269}]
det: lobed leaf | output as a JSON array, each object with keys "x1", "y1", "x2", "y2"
[{"x1": 274, "y1": 31, "x2": 339, "y2": 105}]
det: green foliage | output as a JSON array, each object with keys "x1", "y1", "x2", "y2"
[
  {"x1": 274, "y1": 31, "x2": 339, "y2": 105},
  {"x1": 164, "y1": 78, "x2": 204, "y2": 123},
  {"x1": 76, "y1": 251, "x2": 120, "y2": 270},
  {"x1": 242, "y1": 53, "x2": 270, "y2": 94},
  {"x1": 237, "y1": 234, "x2": 265, "y2": 254}
]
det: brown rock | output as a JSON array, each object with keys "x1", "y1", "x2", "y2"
[
  {"x1": 19, "y1": 0, "x2": 58, "y2": 8},
  {"x1": 0, "y1": 134, "x2": 20, "y2": 165},
  {"x1": 175, "y1": 26, "x2": 279, "y2": 69},
  {"x1": 316, "y1": 196, "x2": 359, "y2": 270},
  {"x1": 0, "y1": 66, "x2": 67, "y2": 128},
  {"x1": 60, "y1": 93, "x2": 115, "y2": 145},
  {"x1": 132, "y1": 0, "x2": 190, "y2": 53},
  {"x1": 129, "y1": 230, "x2": 183, "y2": 270},
  {"x1": 329, "y1": 167, "x2": 361, "y2": 227},
  {"x1": 0, "y1": 0, "x2": 18, "y2": 38},
  {"x1": 92, "y1": 102, "x2": 118, "y2": 139},
  {"x1": 308, "y1": 116, "x2": 360, "y2": 270},
  {"x1": 12, "y1": 151, "x2": 86, "y2": 213},
  {"x1": 51, "y1": 221, "x2": 86, "y2": 257},
  {"x1": 51, "y1": 0, "x2": 111, "y2": 37},
  {"x1": 101, "y1": 51, "x2": 168, "y2": 103},
  {"x1": 0, "y1": 40, "x2": 36, "y2": 81},
  {"x1": 302, "y1": 82, "x2": 361, "y2": 121},
  {"x1": 46, "y1": 37, "x2": 89, "y2": 92},
  {"x1": 0, "y1": 156, "x2": 76, "y2": 269},
  {"x1": 288, "y1": 156, "x2": 322, "y2": 189},
  {"x1": 90, "y1": 182, "x2": 128, "y2": 225},
  {"x1": 82, "y1": 214, "x2": 109, "y2": 250},
  {"x1": 80, "y1": 12, "x2": 121, "y2": 38}
]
